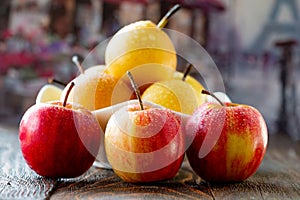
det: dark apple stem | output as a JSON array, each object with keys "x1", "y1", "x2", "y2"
[
  {"x1": 182, "y1": 63, "x2": 193, "y2": 81},
  {"x1": 157, "y1": 4, "x2": 181, "y2": 29},
  {"x1": 48, "y1": 78, "x2": 67, "y2": 87},
  {"x1": 201, "y1": 90, "x2": 225, "y2": 106},
  {"x1": 63, "y1": 82, "x2": 75, "y2": 107},
  {"x1": 72, "y1": 55, "x2": 84, "y2": 74},
  {"x1": 127, "y1": 71, "x2": 144, "y2": 110}
]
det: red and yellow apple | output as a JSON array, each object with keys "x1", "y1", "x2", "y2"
[
  {"x1": 19, "y1": 83, "x2": 101, "y2": 178},
  {"x1": 185, "y1": 92, "x2": 268, "y2": 182},
  {"x1": 104, "y1": 103, "x2": 185, "y2": 183}
]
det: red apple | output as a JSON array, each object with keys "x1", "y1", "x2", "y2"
[
  {"x1": 186, "y1": 91, "x2": 268, "y2": 183},
  {"x1": 104, "y1": 103, "x2": 185, "y2": 183},
  {"x1": 19, "y1": 83, "x2": 101, "y2": 178}
]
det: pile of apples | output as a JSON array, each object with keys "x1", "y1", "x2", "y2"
[{"x1": 19, "y1": 5, "x2": 268, "y2": 183}]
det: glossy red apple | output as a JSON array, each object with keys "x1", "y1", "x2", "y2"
[
  {"x1": 185, "y1": 90, "x2": 268, "y2": 183},
  {"x1": 19, "y1": 82, "x2": 101, "y2": 178}
]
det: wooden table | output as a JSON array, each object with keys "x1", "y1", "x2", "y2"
[{"x1": 1, "y1": 126, "x2": 300, "y2": 199}]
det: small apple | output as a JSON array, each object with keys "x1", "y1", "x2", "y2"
[
  {"x1": 19, "y1": 82, "x2": 101, "y2": 178},
  {"x1": 141, "y1": 79, "x2": 200, "y2": 114},
  {"x1": 91, "y1": 99, "x2": 185, "y2": 170},
  {"x1": 141, "y1": 65, "x2": 204, "y2": 115},
  {"x1": 61, "y1": 57, "x2": 117, "y2": 111},
  {"x1": 104, "y1": 72, "x2": 185, "y2": 183},
  {"x1": 105, "y1": 104, "x2": 185, "y2": 183},
  {"x1": 185, "y1": 90, "x2": 268, "y2": 183},
  {"x1": 36, "y1": 84, "x2": 63, "y2": 104},
  {"x1": 173, "y1": 70, "x2": 206, "y2": 104},
  {"x1": 35, "y1": 78, "x2": 66, "y2": 104},
  {"x1": 104, "y1": 5, "x2": 180, "y2": 80}
]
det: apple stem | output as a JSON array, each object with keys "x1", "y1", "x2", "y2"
[
  {"x1": 157, "y1": 4, "x2": 181, "y2": 29},
  {"x1": 182, "y1": 63, "x2": 193, "y2": 81},
  {"x1": 63, "y1": 82, "x2": 75, "y2": 107},
  {"x1": 127, "y1": 71, "x2": 144, "y2": 110},
  {"x1": 201, "y1": 90, "x2": 225, "y2": 106},
  {"x1": 48, "y1": 78, "x2": 67, "y2": 87},
  {"x1": 72, "y1": 55, "x2": 84, "y2": 74}
]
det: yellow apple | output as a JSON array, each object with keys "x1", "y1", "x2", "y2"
[
  {"x1": 140, "y1": 69, "x2": 206, "y2": 115},
  {"x1": 104, "y1": 20, "x2": 177, "y2": 80},
  {"x1": 36, "y1": 84, "x2": 63, "y2": 104},
  {"x1": 60, "y1": 65, "x2": 117, "y2": 111},
  {"x1": 173, "y1": 71, "x2": 206, "y2": 105},
  {"x1": 141, "y1": 79, "x2": 200, "y2": 115}
]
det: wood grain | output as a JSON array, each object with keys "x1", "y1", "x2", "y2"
[
  {"x1": 1, "y1": 126, "x2": 300, "y2": 200},
  {"x1": 0, "y1": 128, "x2": 57, "y2": 200},
  {"x1": 50, "y1": 160, "x2": 213, "y2": 200},
  {"x1": 208, "y1": 134, "x2": 300, "y2": 200}
]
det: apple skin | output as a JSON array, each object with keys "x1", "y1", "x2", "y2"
[
  {"x1": 36, "y1": 84, "x2": 63, "y2": 104},
  {"x1": 19, "y1": 101, "x2": 101, "y2": 178},
  {"x1": 185, "y1": 102, "x2": 268, "y2": 183},
  {"x1": 105, "y1": 104, "x2": 185, "y2": 183},
  {"x1": 105, "y1": 20, "x2": 177, "y2": 80},
  {"x1": 60, "y1": 65, "x2": 117, "y2": 111}
]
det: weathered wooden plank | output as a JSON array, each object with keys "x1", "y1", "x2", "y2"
[
  {"x1": 46, "y1": 133, "x2": 300, "y2": 199},
  {"x1": 50, "y1": 161, "x2": 213, "y2": 200},
  {"x1": 256, "y1": 134, "x2": 300, "y2": 199},
  {"x1": 1, "y1": 126, "x2": 300, "y2": 200},
  {"x1": 0, "y1": 127, "x2": 57, "y2": 200}
]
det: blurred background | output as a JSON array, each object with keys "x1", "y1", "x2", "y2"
[{"x1": 0, "y1": 0, "x2": 300, "y2": 140}]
